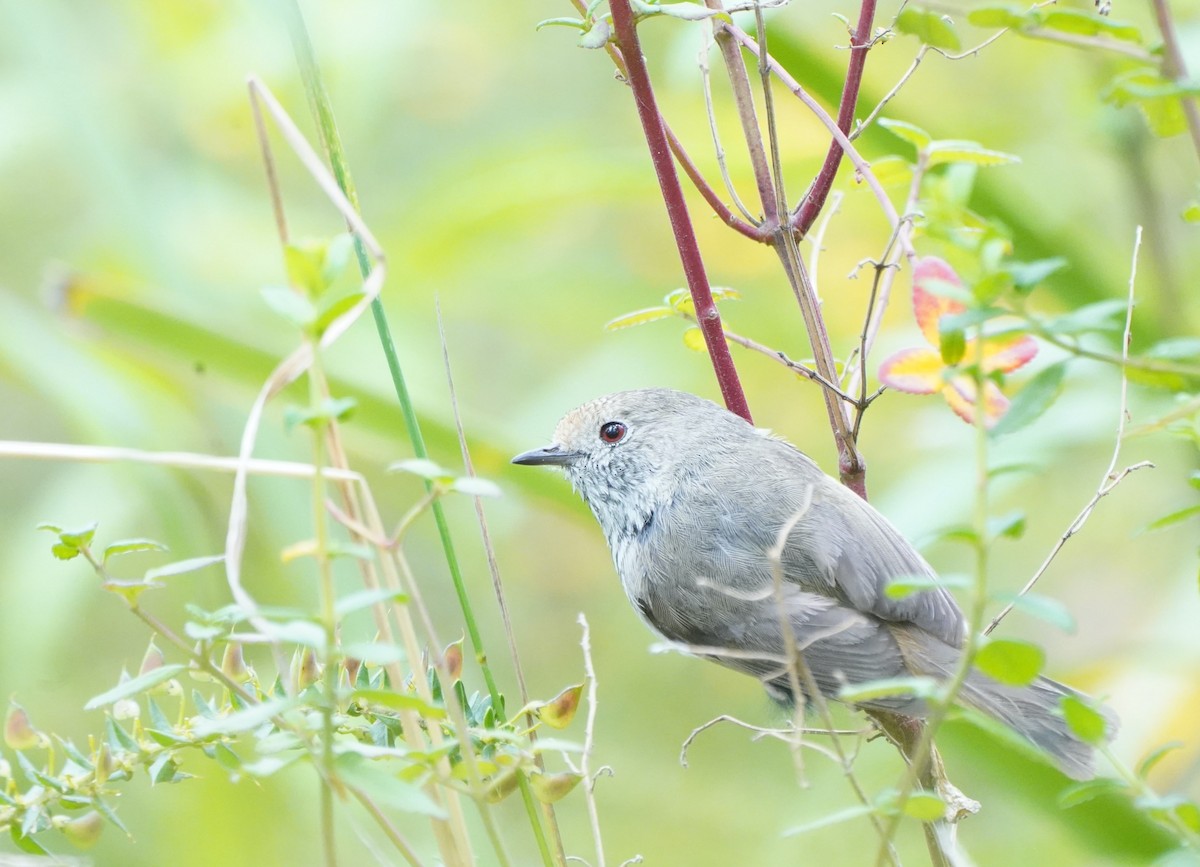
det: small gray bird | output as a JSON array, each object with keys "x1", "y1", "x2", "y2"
[{"x1": 513, "y1": 388, "x2": 1116, "y2": 780}]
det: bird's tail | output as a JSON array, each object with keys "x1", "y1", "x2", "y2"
[
  {"x1": 957, "y1": 670, "x2": 1118, "y2": 780},
  {"x1": 895, "y1": 626, "x2": 1118, "y2": 780}
]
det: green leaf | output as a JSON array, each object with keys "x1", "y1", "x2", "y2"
[
  {"x1": 352, "y1": 689, "x2": 447, "y2": 719},
  {"x1": 321, "y1": 234, "x2": 354, "y2": 287},
  {"x1": 102, "y1": 538, "x2": 168, "y2": 564},
  {"x1": 1141, "y1": 503, "x2": 1200, "y2": 533},
  {"x1": 579, "y1": 18, "x2": 611, "y2": 49},
  {"x1": 536, "y1": 16, "x2": 586, "y2": 30},
  {"x1": 989, "y1": 591, "x2": 1076, "y2": 632},
  {"x1": 885, "y1": 573, "x2": 971, "y2": 599},
  {"x1": 536, "y1": 683, "x2": 585, "y2": 729},
  {"x1": 191, "y1": 695, "x2": 300, "y2": 737},
  {"x1": 784, "y1": 803, "x2": 881, "y2": 836},
  {"x1": 838, "y1": 676, "x2": 939, "y2": 704},
  {"x1": 903, "y1": 791, "x2": 946, "y2": 821},
  {"x1": 975, "y1": 638, "x2": 1044, "y2": 686},
  {"x1": 334, "y1": 751, "x2": 446, "y2": 817},
  {"x1": 451, "y1": 476, "x2": 502, "y2": 498},
  {"x1": 1044, "y1": 299, "x2": 1127, "y2": 335},
  {"x1": 1005, "y1": 257, "x2": 1068, "y2": 291},
  {"x1": 51, "y1": 543, "x2": 81, "y2": 561},
  {"x1": 939, "y1": 326, "x2": 966, "y2": 365},
  {"x1": 1184, "y1": 203, "x2": 1200, "y2": 223},
  {"x1": 313, "y1": 292, "x2": 366, "y2": 336},
  {"x1": 335, "y1": 588, "x2": 408, "y2": 617},
  {"x1": 1061, "y1": 695, "x2": 1108, "y2": 745},
  {"x1": 283, "y1": 242, "x2": 326, "y2": 295},
  {"x1": 869, "y1": 155, "x2": 915, "y2": 187},
  {"x1": 1038, "y1": 8, "x2": 1141, "y2": 42},
  {"x1": 388, "y1": 458, "x2": 454, "y2": 482},
  {"x1": 1137, "y1": 741, "x2": 1183, "y2": 780},
  {"x1": 682, "y1": 327, "x2": 707, "y2": 352},
  {"x1": 605, "y1": 307, "x2": 676, "y2": 331},
  {"x1": 529, "y1": 770, "x2": 584, "y2": 804},
  {"x1": 927, "y1": 141, "x2": 1020, "y2": 168},
  {"x1": 1103, "y1": 67, "x2": 1200, "y2": 138},
  {"x1": 148, "y1": 753, "x2": 189, "y2": 784},
  {"x1": 144, "y1": 554, "x2": 224, "y2": 582},
  {"x1": 990, "y1": 362, "x2": 1066, "y2": 437},
  {"x1": 58, "y1": 522, "x2": 99, "y2": 548},
  {"x1": 261, "y1": 286, "x2": 317, "y2": 329},
  {"x1": 1146, "y1": 337, "x2": 1200, "y2": 362},
  {"x1": 341, "y1": 641, "x2": 407, "y2": 665},
  {"x1": 1059, "y1": 776, "x2": 1127, "y2": 808},
  {"x1": 895, "y1": 7, "x2": 961, "y2": 51},
  {"x1": 284, "y1": 397, "x2": 357, "y2": 431},
  {"x1": 967, "y1": 4, "x2": 1029, "y2": 29},
  {"x1": 987, "y1": 510, "x2": 1026, "y2": 540},
  {"x1": 631, "y1": 0, "x2": 730, "y2": 21},
  {"x1": 878, "y1": 118, "x2": 932, "y2": 151},
  {"x1": 84, "y1": 664, "x2": 186, "y2": 710}
]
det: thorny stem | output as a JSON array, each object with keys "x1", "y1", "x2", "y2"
[
  {"x1": 793, "y1": 0, "x2": 878, "y2": 235},
  {"x1": 608, "y1": 0, "x2": 753, "y2": 421}
]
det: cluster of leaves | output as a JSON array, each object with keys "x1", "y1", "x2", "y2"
[
  {"x1": 604, "y1": 286, "x2": 742, "y2": 349},
  {"x1": 0, "y1": 523, "x2": 587, "y2": 855},
  {"x1": 897, "y1": 3, "x2": 1200, "y2": 144}
]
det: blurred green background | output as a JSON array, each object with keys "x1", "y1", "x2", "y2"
[{"x1": 1, "y1": 0, "x2": 1198, "y2": 864}]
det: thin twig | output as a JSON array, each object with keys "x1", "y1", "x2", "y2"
[
  {"x1": 793, "y1": 0, "x2": 878, "y2": 234},
  {"x1": 566, "y1": 0, "x2": 765, "y2": 242},
  {"x1": 699, "y1": 29, "x2": 759, "y2": 225},
  {"x1": 577, "y1": 614, "x2": 607, "y2": 867},
  {"x1": 0, "y1": 441, "x2": 361, "y2": 481},
  {"x1": 676, "y1": 311, "x2": 858, "y2": 404},
  {"x1": 1149, "y1": 0, "x2": 1200, "y2": 163},
  {"x1": 1021, "y1": 26, "x2": 1155, "y2": 62},
  {"x1": 436, "y1": 300, "x2": 565, "y2": 866},
  {"x1": 680, "y1": 715, "x2": 869, "y2": 768},
  {"x1": 986, "y1": 225, "x2": 1150, "y2": 635},
  {"x1": 704, "y1": 0, "x2": 779, "y2": 225},
  {"x1": 765, "y1": 501, "x2": 898, "y2": 862},
  {"x1": 853, "y1": 46, "x2": 929, "y2": 141},
  {"x1": 720, "y1": 22, "x2": 908, "y2": 250},
  {"x1": 807, "y1": 190, "x2": 843, "y2": 294}
]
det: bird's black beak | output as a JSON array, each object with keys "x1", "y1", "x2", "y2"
[{"x1": 511, "y1": 444, "x2": 581, "y2": 467}]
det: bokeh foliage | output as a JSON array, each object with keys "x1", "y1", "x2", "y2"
[{"x1": 1, "y1": 0, "x2": 1199, "y2": 864}]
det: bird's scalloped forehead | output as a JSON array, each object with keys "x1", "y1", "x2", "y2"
[{"x1": 552, "y1": 388, "x2": 723, "y2": 439}]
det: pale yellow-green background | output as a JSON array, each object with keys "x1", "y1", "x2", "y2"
[{"x1": 1, "y1": 0, "x2": 1198, "y2": 864}]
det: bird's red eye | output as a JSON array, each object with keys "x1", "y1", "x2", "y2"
[{"x1": 599, "y1": 421, "x2": 627, "y2": 443}]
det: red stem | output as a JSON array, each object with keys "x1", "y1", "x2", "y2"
[
  {"x1": 608, "y1": 0, "x2": 753, "y2": 422},
  {"x1": 790, "y1": 0, "x2": 877, "y2": 236},
  {"x1": 665, "y1": 124, "x2": 769, "y2": 243}
]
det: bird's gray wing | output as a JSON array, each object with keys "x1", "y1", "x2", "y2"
[{"x1": 765, "y1": 446, "x2": 966, "y2": 649}]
